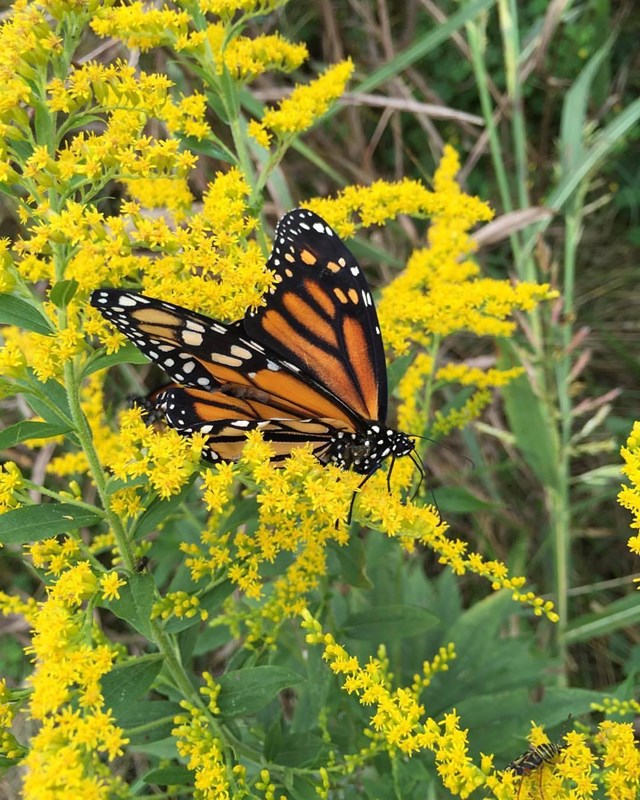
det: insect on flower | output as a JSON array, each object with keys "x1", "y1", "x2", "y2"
[
  {"x1": 90, "y1": 209, "x2": 423, "y2": 504},
  {"x1": 506, "y1": 741, "x2": 564, "y2": 800}
]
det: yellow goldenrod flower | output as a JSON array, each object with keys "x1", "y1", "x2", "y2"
[
  {"x1": 199, "y1": 0, "x2": 289, "y2": 18},
  {"x1": 619, "y1": 420, "x2": 640, "y2": 570},
  {"x1": 99, "y1": 572, "x2": 126, "y2": 602},
  {"x1": 153, "y1": 591, "x2": 207, "y2": 621},
  {"x1": 251, "y1": 59, "x2": 354, "y2": 144},
  {"x1": 172, "y1": 702, "x2": 231, "y2": 800},
  {"x1": 91, "y1": 3, "x2": 191, "y2": 52}
]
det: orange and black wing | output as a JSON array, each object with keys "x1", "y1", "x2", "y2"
[
  {"x1": 244, "y1": 209, "x2": 388, "y2": 424},
  {"x1": 151, "y1": 384, "x2": 351, "y2": 465},
  {"x1": 90, "y1": 289, "x2": 358, "y2": 429}
]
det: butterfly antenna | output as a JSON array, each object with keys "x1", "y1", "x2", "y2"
[
  {"x1": 408, "y1": 450, "x2": 425, "y2": 501},
  {"x1": 410, "y1": 434, "x2": 475, "y2": 469}
]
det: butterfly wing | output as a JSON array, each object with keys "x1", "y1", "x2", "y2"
[
  {"x1": 244, "y1": 209, "x2": 388, "y2": 424},
  {"x1": 152, "y1": 384, "x2": 350, "y2": 465},
  {"x1": 90, "y1": 289, "x2": 358, "y2": 428}
]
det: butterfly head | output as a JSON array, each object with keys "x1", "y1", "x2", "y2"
[{"x1": 328, "y1": 425, "x2": 415, "y2": 475}]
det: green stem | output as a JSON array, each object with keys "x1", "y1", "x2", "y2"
[
  {"x1": 63, "y1": 359, "x2": 135, "y2": 571},
  {"x1": 21, "y1": 479, "x2": 107, "y2": 517},
  {"x1": 466, "y1": 20, "x2": 514, "y2": 214}
]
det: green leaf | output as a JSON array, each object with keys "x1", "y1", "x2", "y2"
[
  {"x1": 560, "y1": 39, "x2": 613, "y2": 175},
  {"x1": 342, "y1": 604, "x2": 437, "y2": 641},
  {"x1": 217, "y1": 666, "x2": 303, "y2": 718},
  {"x1": 0, "y1": 294, "x2": 53, "y2": 335},
  {"x1": 565, "y1": 594, "x2": 640, "y2": 645},
  {"x1": 101, "y1": 656, "x2": 164, "y2": 718},
  {"x1": 22, "y1": 376, "x2": 72, "y2": 428},
  {"x1": 328, "y1": 537, "x2": 372, "y2": 589},
  {"x1": 0, "y1": 420, "x2": 70, "y2": 450},
  {"x1": 143, "y1": 766, "x2": 193, "y2": 786},
  {"x1": 386, "y1": 353, "x2": 414, "y2": 396},
  {"x1": 80, "y1": 343, "x2": 149, "y2": 379},
  {"x1": 500, "y1": 346, "x2": 559, "y2": 487},
  {"x1": 266, "y1": 732, "x2": 329, "y2": 769},
  {"x1": 134, "y1": 478, "x2": 195, "y2": 538},
  {"x1": 116, "y1": 701, "x2": 180, "y2": 744},
  {"x1": 0, "y1": 504, "x2": 102, "y2": 544},
  {"x1": 104, "y1": 573, "x2": 155, "y2": 638},
  {"x1": 49, "y1": 279, "x2": 79, "y2": 309},
  {"x1": 436, "y1": 486, "x2": 497, "y2": 514}
]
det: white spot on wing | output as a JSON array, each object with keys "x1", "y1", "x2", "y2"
[{"x1": 182, "y1": 330, "x2": 203, "y2": 346}]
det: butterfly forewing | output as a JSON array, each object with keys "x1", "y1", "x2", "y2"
[
  {"x1": 245, "y1": 209, "x2": 388, "y2": 423},
  {"x1": 90, "y1": 290, "x2": 357, "y2": 428}
]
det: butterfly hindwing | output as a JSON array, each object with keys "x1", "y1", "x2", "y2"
[
  {"x1": 245, "y1": 209, "x2": 388, "y2": 423},
  {"x1": 153, "y1": 385, "x2": 346, "y2": 465}
]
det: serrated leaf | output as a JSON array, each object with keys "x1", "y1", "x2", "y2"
[
  {"x1": 104, "y1": 573, "x2": 155, "y2": 638},
  {"x1": 216, "y1": 666, "x2": 303, "y2": 718},
  {"x1": 342, "y1": 604, "x2": 437, "y2": 641},
  {"x1": 49, "y1": 279, "x2": 79, "y2": 309},
  {"x1": 0, "y1": 504, "x2": 102, "y2": 544},
  {"x1": 0, "y1": 420, "x2": 70, "y2": 450},
  {"x1": 0, "y1": 294, "x2": 53, "y2": 335},
  {"x1": 101, "y1": 656, "x2": 164, "y2": 718}
]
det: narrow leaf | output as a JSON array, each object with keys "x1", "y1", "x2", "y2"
[
  {"x1": 0, "y1": 504, "x2": 102, "y2": 544},
  {"x1": 81, "y1": 344, "x2": 150, "y2": 379},
  {"x1": 0, "y1": 420, "x2": 70, "y2": 450},
  {"x1": 104, "y1": 573, "x2": 155, "y2": 638},
  {"x1": 49, "y1": 279, "x2": 79, "y2": 309},
  {"x1": 0, "y1": 295, "x2": 53, "y2": 335}
]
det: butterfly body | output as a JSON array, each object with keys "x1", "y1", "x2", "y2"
[{"x1": 90, "y1": 209, "x2": 415, "y2": 481}]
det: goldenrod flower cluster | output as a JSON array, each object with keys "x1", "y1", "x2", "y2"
[
  {"x1": 619, "y1": 420, "x2": 640, "y2": 561},
  {"x1": 304, "y1": 611, "x2": 639, "y2": 800},
  {"x1": 0, "y1": 563, "x2": 128, "y2": 800},
  {"x1": 172, "y1": 701, "x2": 233, "y2": 800}
]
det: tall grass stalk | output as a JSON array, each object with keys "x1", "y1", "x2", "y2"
[{"x1": 467, "y1": 6, "x2": 640, "y2": 678}]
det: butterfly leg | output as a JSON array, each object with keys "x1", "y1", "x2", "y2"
[{"x1": 343, "y1": 464, "x2": 383, "y2": 527}]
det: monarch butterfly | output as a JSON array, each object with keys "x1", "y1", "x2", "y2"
[
  {"x1": 506, "y1": 742, "x2": 564, "y2": 800},
  {"x1": 90, "y1": 209, "x2": 418, "y2": 489}
]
